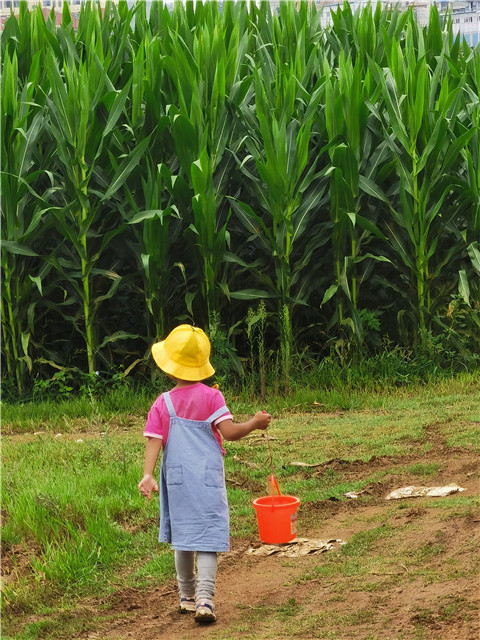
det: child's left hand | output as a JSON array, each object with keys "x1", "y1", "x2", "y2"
[{"x1": 253, "y1": 411, "x2": 271, "y2": 430}]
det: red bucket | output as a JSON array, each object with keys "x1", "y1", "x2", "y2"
[{"x1": 252, "y1": 475, "x2": 300, "y2": 544}]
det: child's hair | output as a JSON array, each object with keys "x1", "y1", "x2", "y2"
[{"x1": 151, "y1": 325, "x2": 215, "y2": 381}]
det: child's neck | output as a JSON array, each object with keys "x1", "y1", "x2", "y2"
[{"x1": 173, "y1": 379, "x2": 199, "y2": 389}]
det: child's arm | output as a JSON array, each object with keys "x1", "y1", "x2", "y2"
[
  {"x1": 138, "y1": 437, "x2": 162, "y2": 499},
  {"x1": 218, "y1": 411, "x2": 271, "y2": 441}
]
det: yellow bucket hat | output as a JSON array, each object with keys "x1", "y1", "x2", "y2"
[{"x1": 151, "y1": 324, "x2": 215, "y2": 381}]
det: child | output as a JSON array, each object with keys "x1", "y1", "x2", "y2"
[{"x1": 138, "y1": 324, "x2": 271, "y2": 624}]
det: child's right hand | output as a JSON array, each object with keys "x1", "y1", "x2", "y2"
[{"x1": 138, "y1": 474, "x2": 159, "y2": 500}]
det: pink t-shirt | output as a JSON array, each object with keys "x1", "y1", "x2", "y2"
[{"x1": 143, "y1": 382, "x2": 232, "y2": 455}]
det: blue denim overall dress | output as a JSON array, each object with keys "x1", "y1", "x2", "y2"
[{"x1": 159, "y1": 391, "x2": 230, "y2": 552}]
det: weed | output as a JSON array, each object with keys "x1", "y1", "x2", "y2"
[
  {"x1": 338, "y1": 609, "x2": 375, "y2": 625},
  {"x1": 425, "y1": 495, "x2": 480, "y2": 513},
  {"x1": 410, "y1": 596, "x2": 474, "y2": 627},
  {"x1": 245, "y1": 301, "x2": 268, "y2": 401},
  {"x1": 446, "y1": 428, "x2": 480, "y2": 449},
  {"x1": 341, "y1": 526, "x2": 394, "y2": 557},
  {"x1": 358, "y1": 582, "x2": 387, "y2": 593},
  {"x1": 129, "y1": 550, "x2": 175, "y2": 588},
  {"x1": 1, "y1": 435, "x2": 154, "y2": 608},
  {"x1": 276, "y1": 597, "x2": 301, "y2": 619},
  {"x1": 437, "y1": 595, "x2": 476, "y2": 621},
  {"x1": 401, "y1": 462, "x2": 441, "y2": 476},
  {"x1": 409, "y1": 542, "x2": 446, "y2": 561},
  {"x1": 1, "y1": 386, "x2": 155, "y2": 435},
  {"x1": 1, "y1": 608, "x2": 87, "y2": 640},
  {"x1": 208, "y1": 311, "x2": 242, "y2": 383},
  {"x1": 279, "y1": 304, "x2": 292, "y2": 395},
  {"x1": 5, "y1": 619, "x2": 57, "y2": 640}
]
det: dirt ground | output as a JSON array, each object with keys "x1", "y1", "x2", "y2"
[{"x1": 60, "y1": 447, "x2": 479, "y2": 640}]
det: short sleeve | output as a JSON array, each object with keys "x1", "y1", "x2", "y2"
[
  {"x1": 210, "y1": 388, "x2": 232, "y2": 425},
  {"x1": 143, "y1": 396, "x2": 166, "y2": 439}
]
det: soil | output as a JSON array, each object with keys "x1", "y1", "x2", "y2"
[
  {"x1": 3, "y1": 442, "x2": 479, "y2": 640},
  {"x1": 81, "y1": 451, "x2": 480, "y2": 639}
]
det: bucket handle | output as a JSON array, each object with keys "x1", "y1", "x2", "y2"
[{"x1": 267, "y1": 474, "x2": 281, "y2": 502}]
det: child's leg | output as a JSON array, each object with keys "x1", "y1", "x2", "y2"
[
  {"x1": 196, "y1": 551, "x2": 218, "y2": 604},
  {"x1": 174, "y1": 550, "x2": 196, "y2": 598}
]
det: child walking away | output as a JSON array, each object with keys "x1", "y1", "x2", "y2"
[{"x1": 138, "y1": 325, "x2": 271, "y2": 624}]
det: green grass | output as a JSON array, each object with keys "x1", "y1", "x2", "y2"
[
  {"x1": 3, "y1": 371, "x2": 478, "y2": 435},
  {"x1": 2, "y1": 376, "x2": 479, "y2": 639},
  {"x1": 399, "y1": 462, "x2": 441, "y2": 476},
  {"x1": 1, "y1": 386, "x2": 154, "y2": 435},
  {"x1": 129, "y1": 548, "x2": 176, "y2": 588},
  {"x1": 1, "y1": 434, "x2": 164, "y2": 609}
]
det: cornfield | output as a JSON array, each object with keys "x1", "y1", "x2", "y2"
[{"x1": 1, "y1": 0, "x2": 479, "y2": 395}]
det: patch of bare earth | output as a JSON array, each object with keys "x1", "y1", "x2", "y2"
[{"x1": 46, "y1": 449, "x2": 479, "y2": 640}]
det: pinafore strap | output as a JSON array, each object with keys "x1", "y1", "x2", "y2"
[
  {"x1": 206, "y1": 406, "x2": 229, "y2": 424},
  {"x1": 163, "y1": 391, "x2": 176, "y2": 417}
]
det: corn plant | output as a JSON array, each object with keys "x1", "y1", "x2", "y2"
[
  {"x1": 368, "y1": 14, "x2": 476, "y2": 347},
  {"x1": 120, "y1": 30, "x2": 189, "y2": 343},
  {"x1": 1, "y1": 2, "x2": 57, "y2": 82},
  {"x1": 325, "y1": 0, "x2": 410, "y2": 68},
  {"x1": 0, "y1": 41, "x2": 59, "y2": 394},
  {"x1": 1, "y1": 3, "x2": 53, "y2": 393},
  {"x1": 458, "y1": 51, "x2": 480, "y2": 308},
  {"x1": 43, "y1": 7, "x2": 146, "y2": 373},
  {"x1": 123, "y1": 161, "x2": 186, "y2": 342},
  {"x1": 0, "y1": 53, "x2": 39, "y2": 393},
  {"x1": 320, "y1": 49, "x2": 392, "y2": 354},
  {"x1": 160, "y1": 1, "x2": 250, "y2": 327},
  {"x1": 1, "y1": 1, "x2": 479, "y2": 392},
  {"x1": 75, "y1": 0, "x2": 136, "y2": 90},
  {"x1": 229, "y1": 3, "x2": 328, "y2": 383},
  {"x1": 453, "y1": 48, "x2": 480, "y2": 347}
]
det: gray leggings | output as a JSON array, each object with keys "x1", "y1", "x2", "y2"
[{"x1": 174, "y1": 550, "x2": 218, "y2": 604}]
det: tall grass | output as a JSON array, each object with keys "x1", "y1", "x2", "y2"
[{"x1": 1, "y1": 436, "x2": 147, "y2": 604}]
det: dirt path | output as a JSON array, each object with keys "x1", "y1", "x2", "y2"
[{"x1": 70, "y1": 449, "x2": 480, "y2": 640}]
